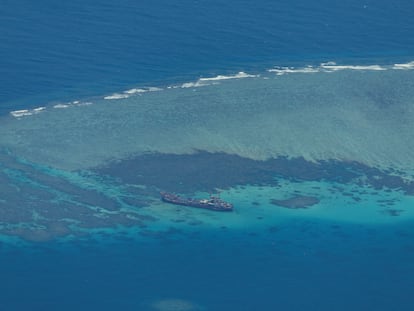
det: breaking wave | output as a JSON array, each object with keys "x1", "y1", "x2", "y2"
[
  {"x1": 2, "y1": 59, "x2": 414, "y2": 177},
  {"x1": 268, "y1": 61, "x2": 414, "y2": 75},
  {"x1": 8, "y1": 60, "x2": 414, "y2": 118}
]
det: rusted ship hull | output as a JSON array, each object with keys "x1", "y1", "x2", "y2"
[{"x1": 161, "y1": 192, "x2": 233, "y2": 212}]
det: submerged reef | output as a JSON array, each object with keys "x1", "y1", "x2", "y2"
[
  {"x1": 149, "y1": 298, "x2": 202, "y2": 311},
  {"x1": 1, "y1": 149, "x2": 413, "y2": 241},
  {"x1": 0, "y1": 149, "x2": 155, "y2": 242},
  {"x1": 96, "y1": 151, "x2": 414, "y2": 195},
  {"x1": 270, "y1": 196, "x2": 320, "y2": 209}
]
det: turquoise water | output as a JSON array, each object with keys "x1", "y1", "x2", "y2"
[
  {"x1": 1, "y1": 0, "x2": 414, "y2": 310},
  {"x1": 2, "y1": 63, "x2": 414, "y2": 309}
]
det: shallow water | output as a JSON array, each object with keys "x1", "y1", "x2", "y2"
[
  {"x1": 3, "y1": 64, "x2": 414, "y2": 171},
  {"x1": 2, "y1": 0, "x2": 414, "y2": 310},
  {"x1": 2, "y1": 62, "x2": 414, "y2": 310}
]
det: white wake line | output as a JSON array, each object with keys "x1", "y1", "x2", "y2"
[
  {"x1": 199, "y1": 71, "x2": 258, "y2": 81},
  {"x1": 9, "y1": 71, "x2": 258, "y2": 118},
  {"x1": 53, "y1": 101, "x2": 93, "y2": 109},
  {"x1": 10, "y1": 107, "x2": 46, "y2": 118},
  {"x1": 9, "y1": 101, "x2": 92, "y2": 118},
  {"x1": 268, "y1": 60, "x2": 414, "y2": 75},
  {"x1": 103, "y1": 72, "x2": 259, "y2": 100},
  {"x1": 104, "y1": 87, "x2": 163, "y2": 100},
  {"x1": 8, "y1": 60, "x2": 414, "y2": 118}
]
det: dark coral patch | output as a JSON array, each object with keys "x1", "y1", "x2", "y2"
[
  {"x1": 381, "y1": 209, "x2": 404, "y2": 216},
  {"x1": 2, "y1": 147, "x2": 414, "y2": 242},
  {"x1": 270, "y1": 196, "x2": 320, "y2": 209},
  {"x1": 95, "y1": 152, "x2": 280, "y2": 194},
  {"x1": 94, "y1": 151, "x2": 414, "y2": 195}
]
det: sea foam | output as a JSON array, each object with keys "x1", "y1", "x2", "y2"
[
  {"x1": 393, "y1": 61, "x2": 414, "y2": 70},
  {"x1": 10, "y1": 107, "x2": 46, "y2": 118},
  {"x1": 268, "y1": 61, "x2": 398, "y2": 75},
  {"x1": 9, "y1": 60, "x2": 414, "y2": 118},
  {"x1": 180, "y1": 71, "x2": 258, "y2": 88},
  {"x1": 2, "y1": 63, "x2": 414, "y2": 176},
  {"x1": 3, "y1": 60, "x2": 414, "y2": 177}
]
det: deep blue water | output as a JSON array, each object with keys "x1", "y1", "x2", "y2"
[
  {"x1": 2, "y1": 222, "x2": 414, "y2": 311},
  {"x1": 1, "y1": 0, "x2": 414, "y2": 113},
  {"x1": 1, "y1": 1, "x2": 414, "y2": 310}
]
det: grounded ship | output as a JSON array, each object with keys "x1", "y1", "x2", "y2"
[{"x1": 161, "y1": 192, "x2": 233, "y2": 212}]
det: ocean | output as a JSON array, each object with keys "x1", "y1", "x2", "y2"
[{"x1": 1, "y1": 0, "x2": 414, "y2": 310}]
